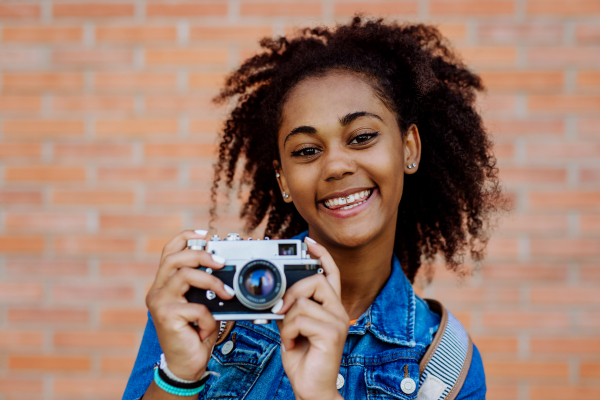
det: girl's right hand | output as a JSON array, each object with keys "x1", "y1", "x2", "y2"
[{"x1": 145, "y1": 230, "x2": 234, "y2": 381}]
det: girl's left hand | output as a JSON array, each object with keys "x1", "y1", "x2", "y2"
[{"x1": 274, "y1": 237, "x2": 349, "y2": 400}]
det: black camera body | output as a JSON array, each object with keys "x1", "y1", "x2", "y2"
[{"x1": 185, "y1": 234, "x2": 322, "y2": 324}]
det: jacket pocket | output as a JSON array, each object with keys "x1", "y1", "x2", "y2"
[
  {"x1": 202, "y1": 325, "x2": 277, "y2": 399},
  {"x1": 366, "y1": 359, "x2": 420, "y2": 400}
]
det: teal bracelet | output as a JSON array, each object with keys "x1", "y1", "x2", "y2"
[{"x1": 154, "y1": 367, "x2": 205, "y2": 396}]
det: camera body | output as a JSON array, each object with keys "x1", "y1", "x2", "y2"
[{"x1": 185, "y1": 233, "x2": 322, "y2": 324}]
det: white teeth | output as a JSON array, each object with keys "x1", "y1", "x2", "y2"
[
  {"x1": 333, "y1": 198, "x2": 339, "y2": 206},
  {"x1": 323, "y1": 189, "x2": 372, "y2": 209},
  {"x1": 347, "y1": 194, "x2": 354, "y2": 203}
]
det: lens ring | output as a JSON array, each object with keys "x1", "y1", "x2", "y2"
[{"x1": 234, "y1": 260, "x2": 285, "y2": 310}]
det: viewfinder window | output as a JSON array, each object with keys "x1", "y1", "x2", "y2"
[{"x1": 278, "y1": 243, "x2": 297, "y2": 256}]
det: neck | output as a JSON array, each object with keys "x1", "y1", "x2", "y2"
[{"x1": 309, "y1": 225, "x2": 396, "y2": 321}]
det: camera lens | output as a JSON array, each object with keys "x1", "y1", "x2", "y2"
[{"x1": 235, "y1": 260, "x2": 284, "y2": 310}]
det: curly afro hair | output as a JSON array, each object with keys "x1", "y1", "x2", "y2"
[{"x1": 210, "y1": 16, "x2": 503, "y2": 283}]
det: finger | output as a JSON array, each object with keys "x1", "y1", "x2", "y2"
[
  {"x1": 154, "y1": 248, "x2": 225, "y2": 289},
  {"x1": 278, "y1": 314, "x2": 346, "y2": 352},
  {"x1": 304, "y1": 237, "x2": 341, "y2": 296},
  {"x1": 163, "y1": 267, "x2": 235, "y2": 301},
  {"x1": 160, "y1": 229, "x2": 208, "y2": 265},
  {"x1": 283, "y1": 297, "x2": 341, "y2": 327},
  {"x1": 155, "y1": 302, "x2": 218, "y2": 343},
  {"x1": 274, "y1": 273, "x2": 342, "y2": 316}
]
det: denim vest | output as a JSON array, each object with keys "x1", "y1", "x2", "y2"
[{"x1": 123, "y1": 232, "x2": 486, "y2": 400}]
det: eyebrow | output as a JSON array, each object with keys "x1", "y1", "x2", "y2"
[{"x1": 283, "y1": 111, "x2": 383, "y2": 146}]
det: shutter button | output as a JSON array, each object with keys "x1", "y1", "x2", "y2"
[
  {"x1": 221, "y1": 340, "x2": 234, "y2": 355},
  {"x1": 401, "y1": 378, "x2": 416, "y2": 394},
  {"x1": 336, "y1": 373, "x2": 345, "y2": 389}
]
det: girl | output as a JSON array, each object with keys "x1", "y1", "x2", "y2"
[{"x1": 124, "y1": 16, "x2": 501, "y2": 400}]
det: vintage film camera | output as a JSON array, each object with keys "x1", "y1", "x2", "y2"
[{"x1": 185, "y1": 233, "x2": 322, "y2": 324}]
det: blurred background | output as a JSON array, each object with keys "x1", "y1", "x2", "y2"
[{"x1": 0, "y1": 0, "x2": 599, "y2": 399}]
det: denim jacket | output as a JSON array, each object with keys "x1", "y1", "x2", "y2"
[{"x1": 123, "y1": 232, "x2": 486, "y2": 400}]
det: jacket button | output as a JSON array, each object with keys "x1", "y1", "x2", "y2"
[
  {"x1": 336, "y1": 373, "x2": 345, "y2": 389},
  {"x1": 221, "y1": 340, "x2": 234, "y2": 355},
  {"x1": 401, "y1": 377, "x2": 416, "y2": 394}
]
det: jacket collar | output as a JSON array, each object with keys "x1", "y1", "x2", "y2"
[{"x1": 292, "y1": 231, "x2": 417, "y2": 347}]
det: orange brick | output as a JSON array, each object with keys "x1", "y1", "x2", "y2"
[
  {"x1": 6, "y1": 259, "x2": 87, "y2": 276},
  {"x1": 494, "y1": 143, "x2": 515, "y2": 158},
  {"x1": 145, "y1": 236, "x2": 177, "y2": 253},
  {"x1": 529, "y1": 95, "x2": 600, "y2": 112},
  {"x1": 145, "y1": 95, "x2": 215, "y2": 111},
  {"x1": 240, "y1": 2, "x2": 322, "y2": 16},
  {"x1": 529, "y1": 191, "x2": 600, "y2": 208},
  {"x1": 52, "y1": 95, "x2": 134, "y2": 111},
  {"x1": 5, "y1": 213, "x2": 87, "y2": 232},
  {"x1": 9, "y1": 355, "x2": 89, "y2": 370},
  {"x1": 0, "y1": 283, "x2": 43, "y2": 300},
  {"x1": 0, "y1": 48, "x2": 42, "y2": 66},
  {"x1": 458, "y1": 46, "x2": 516, "y2": 64},
  {"x1": 577, "y1": 71, "x2": 600, "y2": 87},
  {"x1": 145, "y1": 190, "x2": 213, "y2": 206},
  {"x1": 54, "y1": 332, "x2": 136, "y2": 348},
  {"x1": 530, "y1": 386, "x2": 600, "y2": 400},
  {"x1": 54, "y1": 377, "x2": 127, "y2": 396},
  {"x1": 8, "y1": 307, "x2": 89, "y2": 323},
  {"x1": 480, "y1": 71, "x2": 563, "y2": 91},
  {"x1": 5, "y1": 166, "x2": 86, "y2": 182},
  {"x1": 0, "y1": 190, "x2": 42, "y2": 205},
  {"x1": 528, "y1": 143, "x2": 600, "y2": 159},
  {"x1": 100, "y1": 214, "x2": 181, "y2": 230},
  {"x1": 0, "y1": 143, "x2": 42, "y2": 157},
  {"x1": 528, "y1": 47, "x2": 600, "y2": 65},
  {"x1": 485, "y1": 361, "x2": 568, "y2": 378},
  {"x1": 497, "y1": 215, "x2": 568, "y2": 234},
  {"x1": 532, "y1": 288, "x2": 600, "y2": 304},
  {"x1": 96, "y1": 119, "x2": 178, "y2": 135},
  {"x1": 0, "y1": 95, "x2": 42, "y2": 111},
  {"x1": 145, "y1": 143, "x2": 216, "y2": 158},
  {"x1": 54, "y1": 143, "x2": 133, "y2": 159},
  {"x1": 53, "y1": 49, "x2": 132, "y2": 65},
  {"x1": 486, "y1": 238, "x2": 519, "y2": 257},
  {"x1": 437, "y1": 24, "x2": 467, "y2": 40},
  {"x1": 334, "y1": 1, "x2": 418, "y2": 16},
  {"x1": 528, "y1": 1, "x2": 600, "y2": 15},
  {"x1": 100, "y1": 308, "x2": 147, "y2": 325},
  {"x1": 0, "y1": 237, "x2": 44, "y2": 253},
  {"x1": 531, "y1": 338, "x2": 600, "y2": 353},
  {"x1": 477, "y1": 94, "x2": 516, "y2": 113},
  {"x1": 581, "y1": 363, "x2": 600, "y2": 378},
  {"x1": 532, "y1": 239, "x2": 600, "y2": 257},
  {"x1": 145, "y1": 49, "x2": 227, "y2": 65},
  {"x1": 146, "y1": 2, "x2": 227, "y2": 17},
  {"x1": 53, "y1": 3, "x2": 134, "y2": 17},
  {"x1": 95, "y1": 72, "x2": 178, "y2": 90},
  {"x1": 434, "y1": 288, "x2": 519, "y2": 304},
  {"x1": 430, "y1": 0, "x2": 514, "y2": 15},
  {"x1": 52, "y1": 284, "x2": 134, "y2": 300},
  {"x1": 96, "y1": 26, "x2": 177, "y2": 42},
  {"x1": 482, "y1": 312, "x2": 569, "y2": 329},
  {"x1": 189, "y1": 73, "x2": 227, "y2": 88},
  {"x1": 581, "y1": 169, "x2": 600, "y2": 183},
  {"x1": 2, "y1": 72, "x2": 84, "y2": 92},
  {"x1": 3, "y1": 120, "x2": 84, "y2": 136},
  {"x1": 52, "y1": 190, "x2": 134, "y2": 205},
  {"x1": 0, "y1": 378, "x2": 42, "y2": 393},
  {"x1": 0, "y1": 332, "x2": 43, "y2": 347},
  {"x1": 483, "y1": 263, "x2": 568, "y2": 281},
  {"x1": 189, "y1": 119, "x2": 222, "y2": 133},
  {"x1": 190, "y1": 26, "x2": 272, "y2": 41},
  {"x1": 100, "y1": 260, "x2": 157, "y2": 276},
  {"x1": 577, "y1": 24, "x2": 600, "y2": 43},
  {"x1": 478, "y1": 23, "x2": 563, "y2": 44},
  {"x1": 54, "y1": 236, "x2": 136, "y2": 254},
  {"x1": 581, "y1": 264, "x2": 600, "y2": 280},
  {"x1": 500, "y1": 167, "x2": 566, "y2": 183},
  {"x1": 581, "y1": 215, "x2": 600, "y2": 231},
  {"x1": 471, "y1": 336, "x2": 518, "y2": 353},
  {"x1": 0, "y1": 4, "x2": 40, "y2": 18},
  {"x1": 190, "y1": 166, "x2": 216, "y2": 182},
  {"x1": 97, "y1": 166, "x2": 178, "y2": 182},
  {"x1": 101, "y1": 356, "x2": 136, "y2": 372},
  {"x1": 485, "y1": 118, "x2": 564, "y2": 137},
  {"x1": 2, "y1": 26, "x2": 82, "y2": 42},
  {"x1": 487, "y1": 385, "x2": 518, "y2": 400},
  {"x1": 578, "y1": 119, "x2": 600, "y2": 137}
]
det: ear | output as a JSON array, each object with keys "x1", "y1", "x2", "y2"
[
  {"x1": 272, "y1": 160, "x2": 293, "y2": 203},
  {"x1": 404, "y1": 124, "x2": 421, "y2": 175}
]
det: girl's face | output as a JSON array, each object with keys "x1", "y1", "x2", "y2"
[{"x1": 275, "y1": 71, "x2": 420, "y2": 249}]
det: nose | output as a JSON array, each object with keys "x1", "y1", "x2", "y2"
[{"x1": 322, "y1": 147, "x2": 357, "y2": 181}]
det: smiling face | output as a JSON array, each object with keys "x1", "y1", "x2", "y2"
[{"x1": 275, "y1": 71, "x2": 421, "y2": 250}]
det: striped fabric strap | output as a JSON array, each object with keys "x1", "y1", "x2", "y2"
[{"x1": 418, "y1": 300, "x2": 473, "y2": 400}]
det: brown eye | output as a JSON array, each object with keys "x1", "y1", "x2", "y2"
[
  {"x1": 291, "y1": 147, "x2": 321, "y2": 157},
  {"x1": 349, "y1": 132, "x2": 378, "y2": 145}
]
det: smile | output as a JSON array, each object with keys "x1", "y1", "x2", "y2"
[{"x1": 323, "y1": 189, "x2": 372, "y2": 210}]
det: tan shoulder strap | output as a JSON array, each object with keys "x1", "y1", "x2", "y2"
[{"x1": 215, "y1": 321, "x2": 236, "y2": 346}]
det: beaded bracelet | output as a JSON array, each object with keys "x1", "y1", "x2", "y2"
[{"x1": 154, "y1": 367, "x2": 205, "y2": 396}]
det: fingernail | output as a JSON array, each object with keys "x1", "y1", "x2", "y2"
[
  {"x1": 271, "y1": 299, "x2": 284, "y2": 314},
  {"x1": 223, "y1": 284, "x2": 235, "y2": 297},
  {"x1": 281, "y1": 343, "x2": 286, "y2": 353},
  {"x1": 212, "y1": 254, "x2": 225, "y2": 264},
  {"x1": 202, "y1": 335, "x2": 212, "y2": 343},
  {"x1": 194, "y1": 229, "x2": 208, "y2": 236},
  {"x1": 305, "y1": 237, "x2": 316, "y2": 244}
]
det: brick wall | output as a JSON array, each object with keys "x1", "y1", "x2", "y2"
[{"x1": 0, "y1": 1, "x2": 598, "y2": 399}]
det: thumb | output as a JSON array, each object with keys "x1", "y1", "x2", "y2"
[{"x1": 304, "y1": 237, "x2": 341, "y2": 296}]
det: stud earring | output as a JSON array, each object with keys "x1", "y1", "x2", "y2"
[
  {"x1": 407, "y1": 164, "x2": 412, "y2": 169},
  {"x1": 276, "y1": 173, "x2": 280, "y2": 178},
  {"x1": 412, "y1": 163, "x2": 417, "y2": 168},
  {"x1": 282, "y1": 191, "x2": 289, "y2": 199}
]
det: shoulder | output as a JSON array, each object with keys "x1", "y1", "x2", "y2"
[{"x1": 456, "y1": 343, "x2": 486, "y2": 400}]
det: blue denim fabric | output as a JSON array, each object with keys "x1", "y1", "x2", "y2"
[{"x1": 123, "y1": 232, "x2": 486, "y2": 399}]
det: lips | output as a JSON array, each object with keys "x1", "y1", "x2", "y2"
[{"x1": 322, "y1": 189, "x2": 373, "y2": 210}]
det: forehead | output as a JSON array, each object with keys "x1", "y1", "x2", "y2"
[{"x1": 281, "y1": 71, "x2": 389, "y2": 127}]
